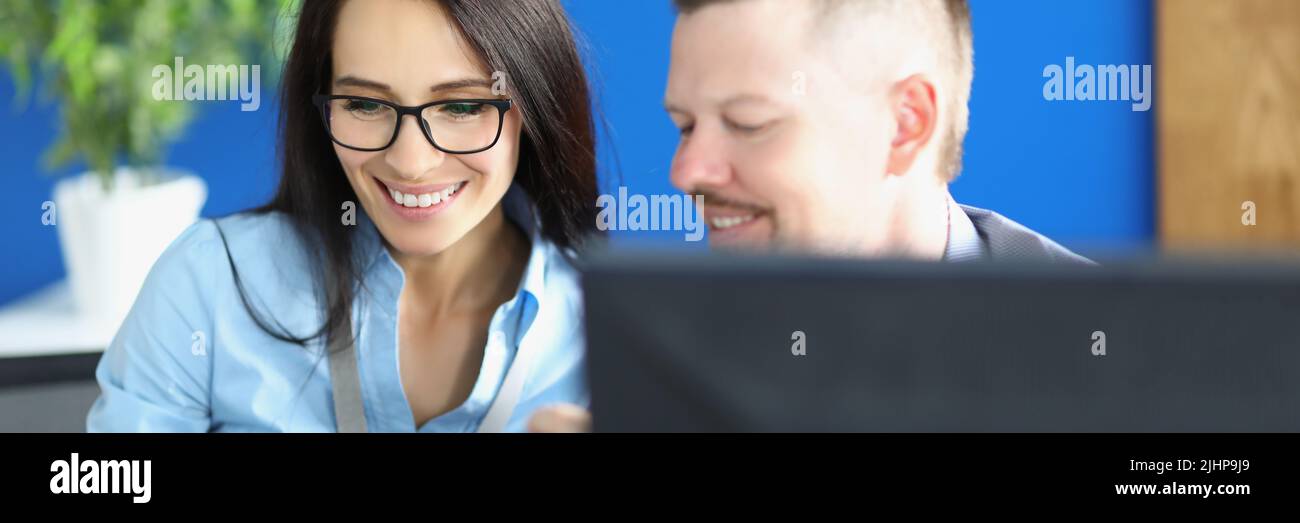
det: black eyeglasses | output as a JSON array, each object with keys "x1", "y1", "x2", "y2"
[{"x1": 312, "y1": 94, "x2": 512, "y2": 154}]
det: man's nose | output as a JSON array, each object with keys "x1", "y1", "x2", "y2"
[
  {"x1": 384, "y1": 114, "x2": 446, "y2": 179},
  {"x1": 670, "y1": 128, "x2": 732, "y2": 193}
]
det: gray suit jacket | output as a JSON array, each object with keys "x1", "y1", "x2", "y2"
[{"x1": 959, "y1": 205, "x2": 1093, "y2": 264}]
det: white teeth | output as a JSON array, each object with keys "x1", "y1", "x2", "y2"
[
  {"x1": 710, "y1": 214, "x2": 757, "y2": 230},
  {"x1": 387, "y1": 182, "x2": 465, "y2": 207}
]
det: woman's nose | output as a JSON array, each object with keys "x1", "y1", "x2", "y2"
[{"x1": 384, "y1": 114, "x2": 446, "y2": 179}]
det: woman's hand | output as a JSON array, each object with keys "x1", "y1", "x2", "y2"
[{"x1": 527, "y1": 403, "x2": 592, "y2": 433}]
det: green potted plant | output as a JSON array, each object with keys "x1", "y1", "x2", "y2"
[{"x1": 0, "y1": 0, "x2": 295, "y2": 326}]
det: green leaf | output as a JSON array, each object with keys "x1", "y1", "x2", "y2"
[{"x1": 1, "y1": 0, "x2": 301, "y2": 190}]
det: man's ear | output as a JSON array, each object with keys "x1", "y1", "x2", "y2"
[{"x1": 885, "y1": 74, "x2": 939, "y2": 176}]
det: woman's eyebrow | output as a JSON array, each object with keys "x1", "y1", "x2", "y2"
[
  {"x1": 429, "y1": 78, "x2": 495, "y2": 94},
  {"x1": 334, "y1": 75, "x2": 393, "y2": 94},
  {"x1": 333, "y1": 75, "x2": 494, "y2": 95}
]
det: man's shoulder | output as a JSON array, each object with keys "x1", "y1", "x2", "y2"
[{"x1": 958, "y1": 204, "x2": 1094, "y2": 265}]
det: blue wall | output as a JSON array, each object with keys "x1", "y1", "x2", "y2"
[
  {"x1": 958, "y1": 0, "x2": 1154, "y2": 251},
  {"x1": 0, "y1": 0, "x2": 1154, "y2": 306}
]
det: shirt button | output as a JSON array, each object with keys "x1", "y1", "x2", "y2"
[{"x1": 489, "y1": 331, "x2": 504, "y2": 345}]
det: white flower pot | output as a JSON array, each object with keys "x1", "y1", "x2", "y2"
[{"x1": 53, "y1": 168, "x2": 207, "y2": 330}]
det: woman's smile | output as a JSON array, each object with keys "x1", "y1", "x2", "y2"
[{"x1": 372, "y1": 176, "x2": 469, "y2": 221}]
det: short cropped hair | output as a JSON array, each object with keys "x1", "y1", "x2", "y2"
[{"x1": 673, "y1": 0, "x2": 974, "y2": 181}]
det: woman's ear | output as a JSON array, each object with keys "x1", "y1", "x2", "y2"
[{"x1": 885, "y1": 74, "x2": 939, "y2": 177}]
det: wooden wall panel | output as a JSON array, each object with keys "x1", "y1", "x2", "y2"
[{"x1": 1158, "y1": 0, "x2": 1300, "y2": 249}]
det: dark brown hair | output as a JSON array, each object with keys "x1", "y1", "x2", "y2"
[{"x1": 222, "y1": 0, "x2": 598, "y2": 346}]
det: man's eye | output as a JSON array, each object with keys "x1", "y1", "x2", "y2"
[{"x1": 726, "y1": 120, "x2": 770, "y2": 134}]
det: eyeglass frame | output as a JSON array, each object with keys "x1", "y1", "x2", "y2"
[{"x1": 312, "y1": 94, "x2": 513, "y2": 154}]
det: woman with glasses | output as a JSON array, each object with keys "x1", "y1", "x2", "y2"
[{"x1": 88, "y1": 0, "x2": 597, "y2": 432}]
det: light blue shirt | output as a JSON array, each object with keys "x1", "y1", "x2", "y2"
[{"x1": 87, "y1": 184, "x2": 588, "y2": 432}]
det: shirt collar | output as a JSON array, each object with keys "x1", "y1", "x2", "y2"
[
  {"x1": 943, "y1": 194, "x2": 985, "y2": 263},
  {"x1": 501, "y1": 183, "x2": 550, "y2": 310}
]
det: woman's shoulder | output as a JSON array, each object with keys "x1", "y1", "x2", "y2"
[
  {"x1": 149, "y1": 210, "x2": 315, "y2": 296},
  {"x1": 207, "y1": 210, "x2": 304, "y2": 257},
  {"x1": 159, "y1": 209, "x2": 295, "y2": 250}
]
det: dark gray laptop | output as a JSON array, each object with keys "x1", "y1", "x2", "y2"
[{"x1": 581, "y1": 254, "x2": 1300, "y2": 432}]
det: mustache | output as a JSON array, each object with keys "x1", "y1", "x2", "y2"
[{"x1": 690, "y1": 188, "x2": 769, "y2": 212}]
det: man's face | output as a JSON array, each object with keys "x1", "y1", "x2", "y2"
[{"x1": 665, "y1": 0, "x2": 900, "y2": 255}]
